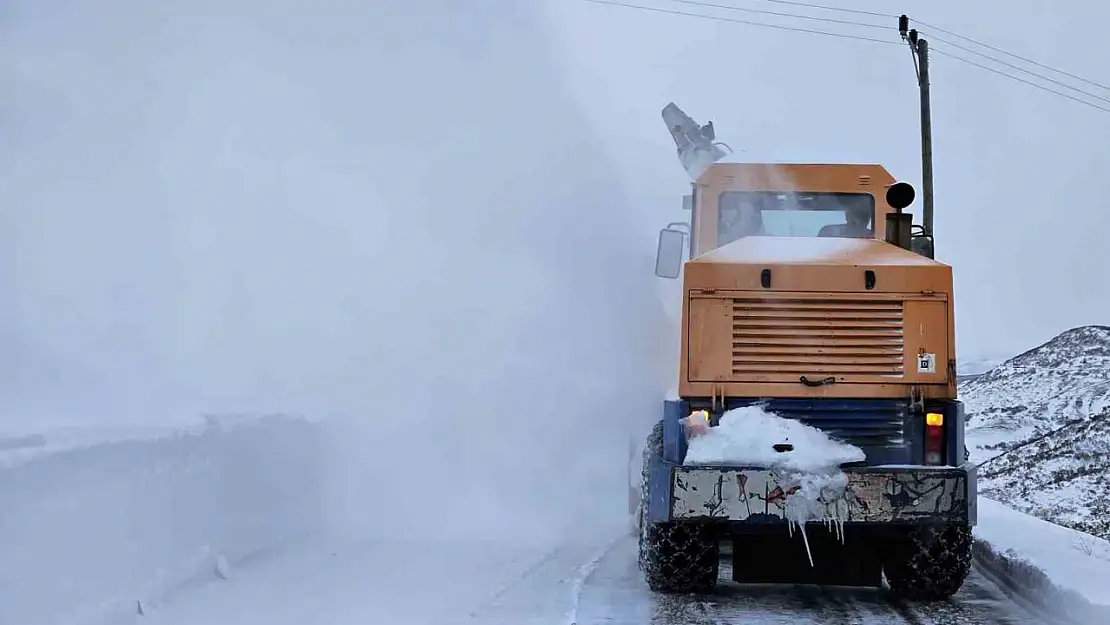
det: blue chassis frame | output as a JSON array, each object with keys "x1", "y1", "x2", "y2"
[{"x1": 643, "y1": 398, "x2": 975, "y2": 525}]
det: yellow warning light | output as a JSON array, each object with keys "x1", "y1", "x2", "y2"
[
  {"x1": 684, "y1": 410, "x2": 711, "y2": 438},
  {"x1": 925, "y1": 412, "x2": 944, "y2": 427}
]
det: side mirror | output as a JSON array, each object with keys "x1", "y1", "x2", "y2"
[{"x1": 655, "y1": 227, "x2": 687, "y2": 279}]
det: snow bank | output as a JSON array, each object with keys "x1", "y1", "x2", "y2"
[
  {"x1": 973, "y1": 498, "x2": 1110, "y2": 623},
  {"x1": 0, "y1": 414, "x2": 323, "y2": 625},
  {"x1": 683, "y1": 406, "x2": 865, "y2": 563}
]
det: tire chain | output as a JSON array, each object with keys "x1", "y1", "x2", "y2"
[
  {"x1": 637, "y1": 421, "x2": 720, "y2": 593},
  {"x1": 884, "y1": 524, "x2": 974, "y2": 600}
]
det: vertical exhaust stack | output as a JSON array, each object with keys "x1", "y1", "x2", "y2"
[
  {"x1": 884, "y1": 181, "x2": 916, "y2": 251},
  {"x1": 661, "y1": 103, "x2": 730, "y2": 181}
]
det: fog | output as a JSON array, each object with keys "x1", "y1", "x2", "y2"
[{"x1": 1, "y1": 0, "x2": 673, "y2": 543}]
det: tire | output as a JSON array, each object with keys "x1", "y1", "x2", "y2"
[
  {"x1": 637, "y1": 420, "x2": 719, "y2": 593},
  {"x1": 883, "y1": 523, "x2": 973, "y2": 600}
]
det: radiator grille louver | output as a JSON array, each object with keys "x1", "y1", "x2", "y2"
[
  {"x1": 731, "y1": 298, "x2": 905, "y2": 378},
  {"x1": 727, "y1": 399, "x2": 908, "y2": 449}
]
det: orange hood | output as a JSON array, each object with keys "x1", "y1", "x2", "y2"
[{"x1": 685, "y1": 237, "x2": 951, "y2": 294}]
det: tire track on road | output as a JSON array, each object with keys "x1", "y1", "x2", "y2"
[
  {"x1": 467, "y1": 533, "x2": 627, "y2": 625},
  {"x1": 570, "y1": 534, "x2": 1059, "y2": 625},
  {"x1": 566, "y1": 536, "x2": 631, "y2": 625},
  {"x1": 468, "y1": 546, "x2": 563, "y2": 618},
  {"x1": 470, "y1": 530, "x2": 1060, "y2": 625}
]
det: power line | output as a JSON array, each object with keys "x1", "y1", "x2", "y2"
[
  {"x1": 698, "y1": 0, "x2": 895, "y2": 19},
  {"x1": 691, "y1": 2, "x2": 1110, "y2": 97},
  {"x1": 929, "y1": 46, "x2": 1110, "y2": 114},
  {"x1": 577, "y1": 0, "x2": 901, "y2": 46},
  {"x1": 915, "y1": 19, "x2": 1110, "y2": 93},
  {"x1": 575, "y1": 0, "x2": 1110, "y2": 114},
  {"x1": 922, "y1": 32, "x2": 1110, "y2": 106},
  {"x1": 711, "y1": 0, "x2": 1110, "y2": 96},
  {"x1": 682, "y1": 0, "x2": 1110, "y2": 111},
  {"x1": 615, "y1": 0, "x2": 1110, "y2": 96},
  {"x1": 658, "y1": 0, "x2": 889, "y2": 31}
]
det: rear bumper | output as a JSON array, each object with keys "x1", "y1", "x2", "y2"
[{"x1": 646, "y1": 463, "x2": 977, "y2": 526}]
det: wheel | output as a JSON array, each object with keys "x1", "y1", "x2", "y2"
[
  {"x1": 637, "y1": 421, "x2": 719, "y2": 593},
  {"x1": 883, "y1": 524, "x2": 973, "y2": 600}
]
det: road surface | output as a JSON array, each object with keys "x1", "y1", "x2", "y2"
[
  {"x1": 146, "y1": 532, "x2": 1058, "y2": 625},
  {"x1": 565, "y1": 537, "x2": 1054, "y2": 625}
]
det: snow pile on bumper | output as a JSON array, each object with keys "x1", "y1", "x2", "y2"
[
  {"x1": 682, "y1": 406, "x2": 870, "y2": 564},
  {"x1": 682, "y1": 405, "x2": 865, "y2": 469},
  {"x1": 972, "y1": 497, "x2": 1110, "y2": 623}
]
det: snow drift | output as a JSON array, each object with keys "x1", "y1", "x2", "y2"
[
  {"x1": 973, "y1": 497, "x2": 1110, "y2": 624},
  {"x1": 0, "y1": 415, "x2": 322, "y2": 625}
]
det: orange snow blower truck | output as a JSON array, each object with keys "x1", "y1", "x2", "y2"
[{"x1": 635, "y1": 103, "x2": 975, "y2": 600}]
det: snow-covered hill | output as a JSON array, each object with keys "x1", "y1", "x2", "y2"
[
  {"x1": 962, "y1": 325, "x2": 1110, "y2": 539},
  {"x1": 959, "y1": 355, "x2": 1009, "y2": 377}
]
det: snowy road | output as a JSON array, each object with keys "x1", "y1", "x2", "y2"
[
  {"x1": 569, "y1": 538, "x2": 1053, "y2": 625},
  {"x1": 146, "y1": 531, "x2": 1058, "y2": 625}
]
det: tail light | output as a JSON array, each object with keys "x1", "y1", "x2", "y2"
[{"x1": 924, "y1": 412, "x2": 945, "y2": 465}]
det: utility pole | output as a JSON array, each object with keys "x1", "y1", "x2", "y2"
[{"x1": 899, "y1": 15, "x2": 934, "y2": 239}]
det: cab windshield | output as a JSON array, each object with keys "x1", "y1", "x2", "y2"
[{"x1": 716, "y1": 191, "x2": 875, "y2": 247}]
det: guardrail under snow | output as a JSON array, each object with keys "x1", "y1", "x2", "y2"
[{"x1": 0, "y1": 414, "x2": 323, "y2": 625}]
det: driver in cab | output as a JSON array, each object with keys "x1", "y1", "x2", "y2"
[
  {"x1": 817, "y1": 205, "x2": 872, "y2": 238},
  {"x1": 717, "y1": 204, "x2": 765, "y2": 246}
]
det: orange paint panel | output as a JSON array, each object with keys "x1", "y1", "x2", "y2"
[
  {"x1": 685, "y1": 268, "x2": 951, "y2": 295},
  {"x1": 902, "y1": 299, "x2": 950, "y2": 384},
  {"x1": 686, "y1": 296, "x2": 732, "y2": 382},
  {"x1": 677, "y1": 380, "x2": 955, "y2": 400},
  {"x1": 679, "y1": 290, "x2": 956, "y2": 399},
  {"x1": 674, "y1": 161, "x2": 958, "y2": 403}
]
